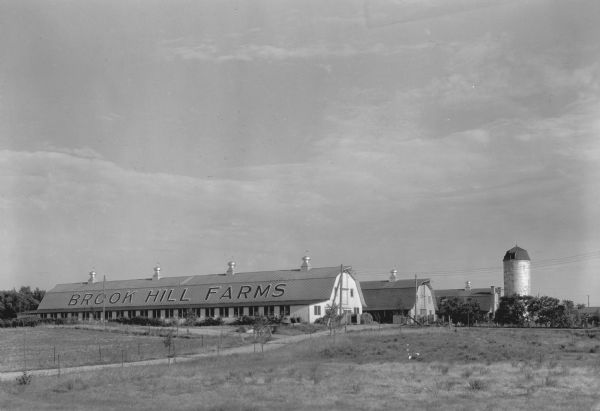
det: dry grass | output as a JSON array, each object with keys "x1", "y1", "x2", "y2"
[
  {"x1": 0, "y1": 325, "x2": 246, "y2": 372},
  {"x1": 1, "y1": 326, "x2": 600, "y2": 410}
]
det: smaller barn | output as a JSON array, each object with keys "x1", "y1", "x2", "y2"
[
  {"x1": 578, "y1": 306, "x2": 600, "y2": 326},
  {"x1": 361, "y1": 270, "x2": 436, "y2": 324},
  {"x1": 435, "y1": 282, "x2": 502, "y2": 319}
]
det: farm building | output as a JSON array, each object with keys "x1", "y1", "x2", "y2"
[
  {"x1": 360, "y1": 270, "x2": 436, "y2": 324},
  {"x1": 36, "y1": 257, "x2": 366, "y2": 324},
  {"x1": 578, "y1": 306, "x2": 600, "y2": 326},
  {"x1": 503, "y1": 245, "x2": 531, "y2": 296},
  {"x1": 435, "y1": 282, "x2": 502, "y2": 318}
]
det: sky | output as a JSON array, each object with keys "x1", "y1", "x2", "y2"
[{"x1": 1, "y1": 0, "x2": 599, "y2": 305}]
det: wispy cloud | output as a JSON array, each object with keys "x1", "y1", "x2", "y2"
[
  {"x1": 161, "y1": 39, "x2": 437, "y2": 63},
  {"x1": 0, "y1": 149, "x2": 339, "y2": 285}
]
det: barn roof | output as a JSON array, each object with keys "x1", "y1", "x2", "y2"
[
  {"x1": 38, "y1": 266, "x2": 358, "y2": 312},
  {"x1": 435, "y1": 288, "x2": 494, "y2": 298},
  {"x1": 435, "y1": 288, "x2": 496, "y2": 312},
  {"x1": 360, "y1": 279, "x2": 431, "y2": 311}
]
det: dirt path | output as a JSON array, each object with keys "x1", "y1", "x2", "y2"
[{"x1": 0, "y1": 329, "x2": 336, "y2": 382}]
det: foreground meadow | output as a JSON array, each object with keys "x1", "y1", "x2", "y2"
[
  {"x1": 1, "y1": 326, "x2": 599, "y2": 410},
  {"x1": 0, "y1": 324, "x2": 247, "y2": 372}
]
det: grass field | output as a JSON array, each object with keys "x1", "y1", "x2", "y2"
[
  {"x1": 0, "y1": 324, "x2": 249, "y2": 372},
  {"x1": 1, "y1": 326, "x2": 600, "y2": 410}
]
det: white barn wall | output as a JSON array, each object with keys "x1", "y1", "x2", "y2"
[
  {"x1": 290, "y1": 305, "x2": 309, "y2": 322},
  {"x1": 410, "y1": 285, "x2": 436, "y2": 319}
]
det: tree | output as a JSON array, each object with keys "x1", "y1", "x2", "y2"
[
  {"x1": 526, "y1": 296, "x2": 577, "y2": 327},
  {"x1": 527, "y1": 296, "x2": 560, "y2": 326},
  {"x1": 323, "y1": 302, "x2": 343, "y2": 331},
  {"x1": 438, "y1": 297, "x2": 486, "y2": 326},
  {"x1": 0, "y1": 287, "x2": 46, "y2": 319},
  {"x1": 494, "y1": 295, "x2": 530, "y2": 326},
  {"x1": 437, "y1": 297, "x2": 461, "y2": 324}
]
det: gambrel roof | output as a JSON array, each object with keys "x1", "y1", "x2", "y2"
[
  {"x1": 361, "y1": 279, "x2": 432, "y2": 311},
  {"x1": 38, "y1": 266, "x2": 365, "y2": 312}
]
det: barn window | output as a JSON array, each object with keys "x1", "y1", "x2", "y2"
[
  {"x1": 264, "y1": 306, "x2": 275, "y2": 317},
  {"x1": 314, "y1": 305, "x2": 321, "y2": 316},
  {"x1": 279, "y1": 305, "x2": 290, "y2": 316}
]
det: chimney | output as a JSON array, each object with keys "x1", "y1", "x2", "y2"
[
  {"x1": 153, "y1": 265, "x2": 161, "y2": 280},
  {"x1": 227, "y1": 261, "x2": 236, "y2": 275},
  {"x1": 389, "y1": 269, "x2": 398, "y2": 282},
  {"x1": 300, "y1": 256, "x2": 311, "y2": 271},
  {"x1": 465, "y1": 281, "x2": 472, "y2": 291},
  {"x1": 88, "y1": 270, "x2": 96, "y2": 284}
]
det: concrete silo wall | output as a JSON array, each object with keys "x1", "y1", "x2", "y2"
[{"x1": 503, "y1": 260, "x2": 531, "y2": 296}]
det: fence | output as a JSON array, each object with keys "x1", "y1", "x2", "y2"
[{"x1": 0, "y1": 325, "x2": 249, "y2": 373}]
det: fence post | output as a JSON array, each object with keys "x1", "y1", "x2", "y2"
[
  {"x1": 57, "y1": 354, "x2": 61, "y2": 377},
  {"x1": 53, "y1": 346, "x2": 56, "y2": 364},
  {"x1": 98, "y1": 345, "x2": 102, "y2": 362},
  {"x1": 121, "y1": 349, "x2": 124, "y2": 367}
]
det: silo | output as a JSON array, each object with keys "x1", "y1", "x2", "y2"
[{"x1": 502, "y1": 246, "x2": 531, "y2": 296}]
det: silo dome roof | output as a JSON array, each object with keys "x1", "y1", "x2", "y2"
[{"x1": 503, "y1": 246, "x2": 530, "y2": 261}]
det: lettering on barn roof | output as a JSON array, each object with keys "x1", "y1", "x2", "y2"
[{"x1": 37, "y1": 266, "x2": 357, "y2": 312}]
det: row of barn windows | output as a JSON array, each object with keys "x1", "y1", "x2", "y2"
[
  {"x1": 313, "y1": 306, "x2": 360, "y2": 316},
  {"x1": 40, "y1": 305, "x2": 292, "y2": 320}
]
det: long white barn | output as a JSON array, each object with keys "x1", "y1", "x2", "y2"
[{"x1": 37, "y1": 257, "x2": 366, "y2": 324}]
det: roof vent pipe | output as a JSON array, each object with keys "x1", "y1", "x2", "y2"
[
  {"x1": 153, "y1": 265, "x2": 161, "y2": 280},
  {"x1": 88, "y1": 270, "x2": 96, "y2": 284},
  {"x1": 300, "y1": 256, "x2": 311, "y2": 271},
  {"x1": 227, "y1": 261, "x2": 236, "y2": 275},
  {"x1": 389, "y1": 269, "x2": 398, "y2": 282}
]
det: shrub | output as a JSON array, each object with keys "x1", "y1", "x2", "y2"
[
  {"x1": 16, "y1": 371, "x2": 32, "y2": 385},
  {"x1": 115, "y1": 316, "x2": 166, "y2": 327},
  {"x1": 1, "y1": 316, "x2": 43, "y2": 328},
  {"x1": 468, "y1": 379, "x2": 487, "y2": 391},
  {"x1": 232, "y1": 316, "x2": 256, "y2": 326},
  {"x1": 360, "y1": 312, "x2": 374, "y2": 324},
  {"x1": 195, "y1": 317, "x2": 224, "y2": 327}
]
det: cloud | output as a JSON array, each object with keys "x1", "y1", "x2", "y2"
[
  {"x1": 363, "y1": 0, "x2": 516, "y2": 28},
  {"x1": 161, "y1": 39, "x2": 437, "y2": 63},
  {"x1": 0, "y1": 150, "x2": 337, "y2": 285},
  {"x1": 34, "y1": 144, "x2": 104, "y2": 160}
]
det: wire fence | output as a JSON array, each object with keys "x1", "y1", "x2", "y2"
[{"x1": 0, "y1": 325, "x2": 253, "y2": 373}]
